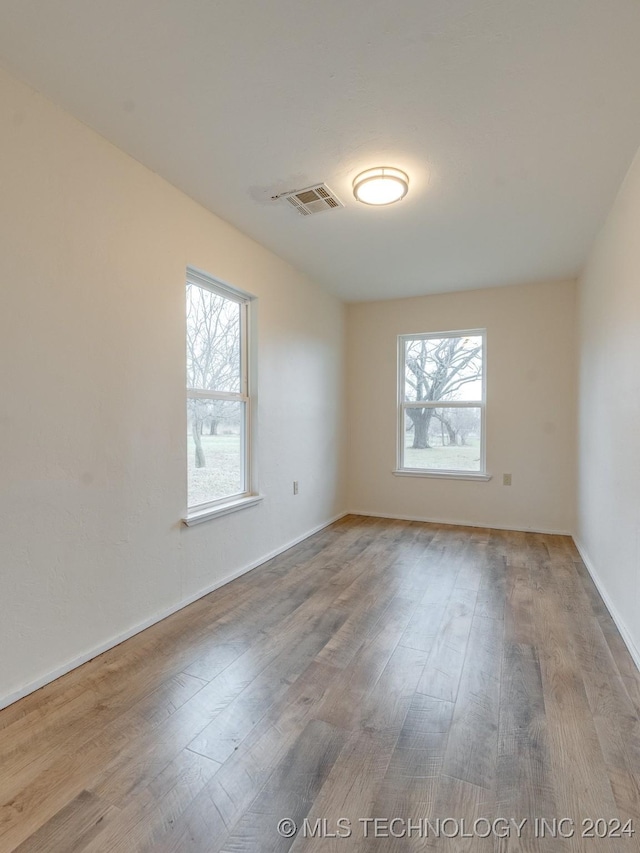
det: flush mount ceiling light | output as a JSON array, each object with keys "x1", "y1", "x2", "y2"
[{"x1": 352, "y1": 166, "x2": 409, "y2": 206}]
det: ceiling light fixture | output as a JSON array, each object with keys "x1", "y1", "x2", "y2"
[{"x1": 352, "y1": 166, "x2": 409, "y2": 206}]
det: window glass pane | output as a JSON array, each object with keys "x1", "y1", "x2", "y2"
[
  {"x1": 404, "y1": 335, "x2": 483, "y2": 403},
  {"x1": 403, "y1": 407, "x2": 482, "y2": 471},
  {"x1": 187, "y1": 283, "x2": 241, "y2": 393},
  {"x1": 188, "y1": 399, "x2": 244, "y2": 506}
]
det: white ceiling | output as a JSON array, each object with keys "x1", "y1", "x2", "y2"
[{"x1": 1, "y1": 1, "x2": 640, "y2": 301}]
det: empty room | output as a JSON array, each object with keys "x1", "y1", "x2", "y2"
[{"x1": 2, "y1": 2, "x2": 640, "y2": 851}]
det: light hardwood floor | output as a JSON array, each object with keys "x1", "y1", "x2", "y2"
[{"x1": 2, "y1": 516, "x2": 640, "y2": 851}]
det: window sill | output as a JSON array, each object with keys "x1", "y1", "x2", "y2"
[
  {"x1": 393, "y1": 470, "x2": 492, "y2": 482},
  {"x1": 183, "y1": 494, "x2": 264, "y2": 526}
]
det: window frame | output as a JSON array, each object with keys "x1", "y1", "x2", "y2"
[
  {"x1": 396, "y1": 328, "x2": 489, "y2": 480},
  {"x1": 184, "y1": 267, "x2": 260, "y2": 524}
]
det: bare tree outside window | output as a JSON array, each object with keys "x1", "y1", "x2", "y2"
[
  {"x1": 186, "y1": 275, "x2": 249, "y2": 508},
  {"x1": 399, "y1": 332, "x2": 485, "y2": 473}
]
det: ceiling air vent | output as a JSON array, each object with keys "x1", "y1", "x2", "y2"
[{"x1": 273, "y1": 183, "x2": 344, "y2": 216}]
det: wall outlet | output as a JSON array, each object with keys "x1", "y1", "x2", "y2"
[
  {"x1": 503, "y1": 473, "x2": 512, "y2": 486},
  {"x1": 293, "y1": 480, "x2": 299, "y2": 495}
]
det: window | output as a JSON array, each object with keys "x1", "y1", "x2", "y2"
[
  {"x1": 186, "y1": 269, "x2": 254, "y2": 515},
  {"x1": 397, "y1": 330, "x2": 486, "y2": 477}
]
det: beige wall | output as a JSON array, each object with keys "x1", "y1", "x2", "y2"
[
  {"x1": 0, "y1": 69, "x2": 347, "y2": 707},
  {"x1": 347, "y1": 281, "x2": 577, "y2": 533},
  {"x1": 577, "y1": 147, "x2": 640, "y2": 666}
]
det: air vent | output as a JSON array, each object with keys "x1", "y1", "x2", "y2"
[{"x1": 273, "y1": 183, "x2": 344, "y2": 216}]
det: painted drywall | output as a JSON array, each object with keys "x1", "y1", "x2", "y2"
[
  {"x1": 347, "y1": 281, "x2": 576, "y2": 533},
  {"x1": 0, "y1": 68, "x2": 347, "y2": 706},
  {"x1": 3, "y1": 2, "x2": 640, "y2": 302},
  {"x1": 576, "y1": 146, "x2": 640, "y2": 664}
]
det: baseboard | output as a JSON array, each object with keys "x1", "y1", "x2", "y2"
[
  {"x1": 348, "y1": 509, "x2": 572, "y2": 536},
  {"x1": 573, "y1": 538, "x2": 640, "y2": 674},
  {"x1": 0, "y1": 510, "x2": 348, "y2": 712}
]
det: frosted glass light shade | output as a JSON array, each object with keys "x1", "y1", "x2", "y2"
[{"x1": 353, "y1": 167, "x2": 409, "y2": 206}]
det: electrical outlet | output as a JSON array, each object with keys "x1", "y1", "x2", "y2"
[
  {"x1": 293, "y1": 481, "x2": 299, "y2": 495},
  {"x1": 503, "y1": 473, "x2": 512, "y2": 486}
]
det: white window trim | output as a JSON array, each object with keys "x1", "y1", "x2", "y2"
[
  {"x1": 183, "y1": 494, "x2": 264, "y2": 526},
  {"x1": 183, "y1": 267, "x2": 259, "y2": 525},
  {"x1": 397, "y1": 328, "x2": 489, "y2": 479},
  {"x1": 392, "y1": 470, "x2": 492, "y2": 481}
]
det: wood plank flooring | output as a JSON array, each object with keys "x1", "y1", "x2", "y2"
[{"x1": 2, "y1": 515, "x2": 640, "y2": 851}]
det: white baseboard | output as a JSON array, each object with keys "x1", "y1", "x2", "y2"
[
  {"x1": 349, "y1": 509, "x2": 572, "y2": 537},
  {"x1": 0, "y1": 510, "x2": 348, "y2": 712},
  {"x1": 573, "y1": 538, "x2": 640, "y2": 674}
]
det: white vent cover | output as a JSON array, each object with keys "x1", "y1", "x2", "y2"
[{"x1": 273, "y1": 183, "x2": 344, "y2": 216}]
